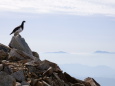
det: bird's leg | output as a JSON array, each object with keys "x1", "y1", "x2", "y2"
[
  {"x1": 14, "y1": 32, "x2": 20, "y2": 36},
  {"x1": 14, "y1": 33, "x2": 17, "y2": 36},
  {"x1": 18, "y1": 34, "x2": 21, "y2": 37}
]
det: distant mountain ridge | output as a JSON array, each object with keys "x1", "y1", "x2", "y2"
[{"x1": 94, "y1": 50, "x2": 115, "y2": 54}]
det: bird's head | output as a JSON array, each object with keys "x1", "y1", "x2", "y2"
[{"x1": 22, "y1": 21, "x2": 26, "y2": 23}]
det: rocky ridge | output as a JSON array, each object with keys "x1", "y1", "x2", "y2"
[{"x1": 0, "y1": 35, "x2": 100, "y2": 86}]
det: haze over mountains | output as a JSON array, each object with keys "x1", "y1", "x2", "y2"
[
  {"x1": 40, "y1": 52, "x2": 115, "y2": 86},
  {"x1": 59, "y1": 64, "x2": 115, "y2": 86}
]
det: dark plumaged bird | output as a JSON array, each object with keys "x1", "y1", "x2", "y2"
[{"x1": 10, "y1": 21, "x2": 26, "y2": 36}]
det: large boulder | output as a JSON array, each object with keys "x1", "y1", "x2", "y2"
[
  {"x1": 9, "y1": 35, "x2": 33, "y2": 56},
  {"x1": 38, "y1": 60, "x2": 62, "y2": 72},
  {"x1": 0, "y1": 43, "x2": 10, "y2": 53},
  {"x1": 0, "y1": 50, "x2": 8, "y2": 60},
  {"x1": 32, "y1": 51, "x2": 40, "y2": 58},
  {"x1": 11, "y1": 70, "x2": 25, "y2": 82},
  {"x1": 8, "y1": 48, "x2": 36, "y2": 61},
  {"x1": 0, "y1": 71, "x2": 16, "y2": 86},
  {"x1": 84, "y1": 77, "x2": 100, "y2": 86},
  {"x1": 3, "y1": 64, "x2": 14, "y2": 74},
  {"x1": 21, "y1": 81, "x2": 30, "y2": 86},
  {"x1": 0, "y1": 64, "x2": 3, "y2": 71},
  {"x1": 0, "y1": 44, "x2": 10, "y2": 60},
  {"x1": 64, "y1": 72, "x2": 83, "y2": 84}
]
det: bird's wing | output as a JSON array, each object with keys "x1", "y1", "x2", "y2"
[{"x1": 10, "y1": 25, "x2": 21, "y2": 35}]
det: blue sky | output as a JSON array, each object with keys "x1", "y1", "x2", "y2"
[
  {"x1": 0, "y1": 1, "x2": 115, "y2": 83},
  {"x1": 1, "y1": 13, "x2": 115, "y2": 54}
]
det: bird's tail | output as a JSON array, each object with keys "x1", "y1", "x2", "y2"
[{"x1": 10, "y1": 32, "x2": 13, "y2": 35}]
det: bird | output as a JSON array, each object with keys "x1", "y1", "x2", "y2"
[{"x1": 10, "y1": 21, "x2": 26, "y2": 36}]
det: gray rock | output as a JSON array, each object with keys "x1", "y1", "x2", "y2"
[
  {"x1": 42, "y1": 81, "x2": 50, "y2": 86},
  {"x1": 3, "y1": 65, "x2": 13, "y2": 74},
  {"x1": 21, "y1": 81, "x2": 30, "y2": 86},
  {"x1": 30, "y1": 79, "x2": 38, "y2": 86},
  {"x1": 8, "y1": 48, "x2": 36, "y2": 61},
  {"x1": 53, "y1": 72, "x2": 61, "y2": 81},
  {"x1": 64, "y1": 72, "x2": 83, "y2": 84},
  {"x1": 16, "y1": 82, "x2": 21, "y2": 86},
  {"x1": 0, "y1": 50, "x2": 8, "y2": 60},
  {"x1": 43, "y1": 77, "x2": 52, "y2": 85},
  {"x1": 32, "y1": 51, "x2": 39, "y2": 58},
  {"x1": 51, "y1": 79, "x2": 65, "y2": 86},
  {"x1": 72, "y1": 83, "x2": 85, "y2": 86},
  {"x1": 84, "y1": 77, "x2": 100, "y2": 86},
  {"x1": 38, "y1": 60, "x2": 62, "y2": 72},
  {"x1": 0, "y1": 64, "x2": 3, "y2": 71},
  {"x1": 11, "y1": 70, "x2": 25, "y2": 82},
  {"x1": 32, "y1": 51, "x2": 41, "y2": 62},
  {"x1": 25, "y1": 64, "x2": 36, "y2": 72},
  {"x1": 9, "y1": 35, "x2": 32, "y2": 55},
  {"x1": 0, "y1": 43, "x2": 10, "y2": 52},
  {"x1": 35, "y1": 81, "x2": 44, "y2": 86},
  {"x1": 0, "y1": 71, "x2": 16, "y2": 86},
  {"x1": 43, "y1": 67, "x2": 53, "y2": 76}
]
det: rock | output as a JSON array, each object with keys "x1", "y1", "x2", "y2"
[
  {"x1": 38, "y1": 60, "x2": 62, "y2": 72},
  {"x1": 26, "y1": 65, "x2": 36, "y2": 73},
  {"x1": 43, "y1": 67, "x2": 53, "y2": 76},
  {"x1": 43, "y1": 77, "x2": 52, "y2": 85},
  {"x1": 52, "y1": 72, "x2": 69, "y2": 86},
  {"x1": 3, "y1": 65, "x2": 14, "y2": 74},
  {"x1": 32, "y1": 51, "x2": 41, "y2": 62},
  {"x1": 42, "y1": 81, "x2": 50, "y2": 86},
  {"x1": 0, "y1": 64, "x2": 3, "y2": 71},
  {"x1": 11, "y1": 70, "x2": 25, "y2": 82},
  {"x1": 16, "y1": 82, "x2": 21, "y2": 86},
  {"x1": 51, "y1": 79, "x2": 66, "y2": 86},
  {"x1": 0, "y1": 43, "x2": 10, "y2": 52},
  {"x1": 0, "y1": 50, "x2": 8, "y2": 60},
  {"x1": 72, "y1": 83, "x2": 85, "y2": 86},
  {"x1": 0, "y1": 71, "x2": 16, "y2": 86},
  {"x1": 64, "y1": 72, "x2": 84, "y2": 84},
  {"x1": 58, "y1": 72, "x2": 68, "y2": 83},
  {"x1": 21, "y1": 81, "x2": 30, "y2": 86},
  {"x1": 1, "y1": 60, "x2": 9, "y2": 63},
  {"x1": 32, "y1": 51, "x2": 39, "y2": 58},
  {"x1": 64, "y1": 83, "x2": 69, "y2": 86},
  {"x1": 30, "y1": 79, "x2": 38, "y2": 86},
  {"x1": 9, "y1": 35, "x2": 33, "y2": 55},
  {"x1": 35, "y1": 81, "x2": 44, "y2": 86},
  {"x1": 18, "y1": 59, "x2": 32, "y2": 64},
  {"x1": 8, "y1": 48, "x2": 36, "y2": 61},
  {"x1": 84, "y1": 77, "x2": 100, "y2": 86},
  {"x1": 53, "y1": 72, "x2": 61, "y2": 81}
]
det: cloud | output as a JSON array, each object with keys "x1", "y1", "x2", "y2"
[
  {"x1": 0, "y1": 0, "x2": 115, "y2": 16},
  {"x1": 94, "y1": 51, "x2": 115, "y2": 54}
]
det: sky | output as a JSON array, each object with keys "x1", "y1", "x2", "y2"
[
  {"x1": 0, "y1": 1, "x2": 115, "y2": 83},
  {"x1": 0, "y1": 0, "x2": 115, "y2": 53}
]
